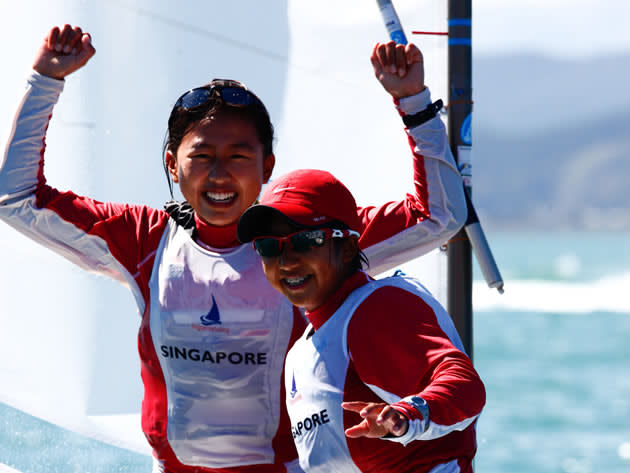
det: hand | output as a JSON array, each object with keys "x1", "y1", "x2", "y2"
[
  {"x1": 33, "y1": 25, "x2": 96, "y2": 80},
  {"x1": 370, "y1": 41, "x2": 425, "y2": 99},
  {"x1": 341, "y1": 401, "x2": 409, "y2": 438}
]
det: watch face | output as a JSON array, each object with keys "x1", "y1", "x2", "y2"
[
  {"x1": 407, "y1": 396, "x2": 423, "y2": 409},
  {"x1": 405, "y1": 396, "x2": 429, "y2": 427}
]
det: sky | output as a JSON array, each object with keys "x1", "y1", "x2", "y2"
[
  {"x1": 472, "y1": 0, "x2": 630, "y2": 58},
  {"x1": 293, "y1": 0, "x2": 630, "y2": 59}
]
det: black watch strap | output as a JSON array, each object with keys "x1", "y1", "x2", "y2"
[{"x1": 402, "y1": 99, "x2": 443, "y2": 128}]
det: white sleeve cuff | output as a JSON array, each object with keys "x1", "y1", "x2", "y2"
[
  {"x1": 396, "y1": 87, "x2": 432, "y2": 116},
  {"x1": 381, "y1": 396, "x2": 430, "y2": 446},
  {"x1": 27, "y1": 70, "x2": 66, "y2": 93}
]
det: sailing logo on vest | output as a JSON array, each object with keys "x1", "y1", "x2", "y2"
[
  {"x1": 289, "y1": 371, "x2": 302, "y2": 404},
  {"x1": 200, "y1": 296, "x2": 221, "y2": 326}
]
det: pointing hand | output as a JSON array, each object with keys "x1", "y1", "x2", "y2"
[{"x1": 342, "y1": 401, "x2": 409, "y2": 438}]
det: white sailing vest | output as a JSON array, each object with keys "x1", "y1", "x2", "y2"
[
  {"x1": 284, "y1": 276, "x2": 464, "y2": 473},
  {"x1": 149, "y1": 220, "x2": 295, "y2": 468}
]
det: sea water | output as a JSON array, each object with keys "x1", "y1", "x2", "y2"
[{"x1": 1, "y1": 231, "x2": 629, "y2": 473}]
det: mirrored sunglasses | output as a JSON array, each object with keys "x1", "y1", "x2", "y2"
[
  {"x1": 252, "y1": 228, "x2": 360, "y2": 258},
  {"x1": 173, "y1": 83, "x2": 262, "y2": 112}
]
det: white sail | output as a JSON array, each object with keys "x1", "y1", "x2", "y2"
[
  {"x1": 0, "y1": 0, "x2": 449, "y2": 456},
  {"x1": 0, "y1": 463, "x2": 22, "y2": 473}
]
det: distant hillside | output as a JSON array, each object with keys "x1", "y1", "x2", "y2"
[
  {"x1": 474, "y1": 52, "x2": 630, "y2": 135},
  {"x1": 474, "y1": 109, "x2": 630, "y2": 230},
  {"x1": 470, "y1": 53, "x2": 630, "y2": 231}
]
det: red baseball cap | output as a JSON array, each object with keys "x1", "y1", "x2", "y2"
[{"x1": 237, "y1": 169, "x2": 361, "y2": 243}]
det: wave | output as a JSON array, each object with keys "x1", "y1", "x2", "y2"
[{"x1": 473, "y1": 272, "x2": 630, "y2": 314}]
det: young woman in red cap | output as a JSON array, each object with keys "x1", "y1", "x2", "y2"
[
  {"x1": 0, "y1": 24, "x2": 466, "y2": 473},
  {"x1": 237, "y1": 169, "x2": 485, "y2": 473}
]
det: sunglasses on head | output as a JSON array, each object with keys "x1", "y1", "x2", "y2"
[
  {"x1": 172, "y1": 80, "x2": 263, "y2": 113},
  {"x1": 252, "y1": 228, "x2": 360, "y2": 258}
]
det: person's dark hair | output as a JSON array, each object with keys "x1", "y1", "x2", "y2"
[
  {"x1": 338, "y1": 241, "x2": 369, "y2": 273},
  {"x1": 162, "y1": 79, "x2": 275, "y2": 197},
  {"x1": 325, "y1": 220, "x2": 369, "y2": 272}
]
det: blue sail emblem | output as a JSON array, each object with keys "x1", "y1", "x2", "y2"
[
  {"x1": 200, "y1": 296, "x2": 221, "y2": 326},
  {"x1": 290, "y1": 372, "x2": 298, "y2": 399}
]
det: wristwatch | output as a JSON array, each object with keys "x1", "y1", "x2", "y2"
[
  {"x1": 402, "y1": 99, "x2": 443, "y2": 128},
  {"x1": 401, "y1": 395, "x2": 430, "y2": 432}
]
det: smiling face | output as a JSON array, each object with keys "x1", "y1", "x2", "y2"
[
  {"x1": 259, "y1": 217, "x2": 358, "y2": 311},
  {"x1": 166, "y1": 109, "x2": 275, "y2": 227}
]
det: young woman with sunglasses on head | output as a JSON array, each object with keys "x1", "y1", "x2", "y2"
[
  {"x1": 237, "y1": 169, "x2": 485, "y2": 473},
  {"x1": 0, "y1": 24, "x2": 466, "y2": 473}
]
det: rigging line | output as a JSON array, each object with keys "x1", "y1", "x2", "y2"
[
  {"x1": 444, "y1": 99, "x2": 474, "y2": 110},
  {"x1": 412, "y1": 31, "x2": 449, "y2": 36},
  {"x1": 106, "y1": 0, "x2": 361, "y2": 90},
  {"x1": 133, "y1": 6, "x2": 290, "y2": 64}
]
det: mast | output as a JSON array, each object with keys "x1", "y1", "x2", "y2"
[{"x1": 447, "y1": 1, "x2": 474, "y2": 357}]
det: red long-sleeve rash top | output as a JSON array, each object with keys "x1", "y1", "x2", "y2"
[
  {"x1": 297, "y1": 272, "x2": 486, "y2": 473},
  {"x1": 0, "y1": 72, "x2": 466, "y2": 473}
]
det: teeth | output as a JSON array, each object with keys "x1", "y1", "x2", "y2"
[
  {"x1": 206, "y1": 191, "x2": 235, "y2": 202},
  {"x1": 284, "y1": 276, "x2": 308, "y2": 287}
]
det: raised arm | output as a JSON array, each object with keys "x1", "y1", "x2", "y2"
[
  {"x1": 32, "y1": 24, "x2": 96, "y2": 80},
  {"x1": 0, "y1": 25, "x2": 95, "y2": 202},
  {"x1": 0, "y1": 25, "x2": 168, "y2": 309},
  {"x1": 358, "y1": 41, "x2": 466, "y2": 276}
]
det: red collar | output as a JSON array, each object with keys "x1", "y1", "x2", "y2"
[
  {"x1": 194, "y1": 213, "x2": 240, "y2": 249},
  {"x1": 306, "y1": 271, "x2": 372, "y2": 330}
]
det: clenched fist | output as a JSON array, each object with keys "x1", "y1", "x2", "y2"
[{"x1": 33, "y1": 24, "x2": 96, "y2": 80}]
